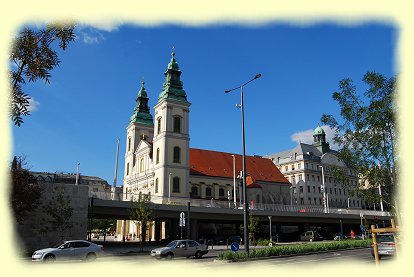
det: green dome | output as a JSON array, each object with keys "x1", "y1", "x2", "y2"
[{"x1": 314, "y1": 125, "x2": 325, "y2": 135}]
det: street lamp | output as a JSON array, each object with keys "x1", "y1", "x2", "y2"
[
  {"x1": 268, "y1": 216, "x2": 272, "y2": 242},
  {"x1": 232, "y1": 154, "x2": 237, "y2": 208},
  {"x1": 319, "y1": 165, "x2": 327, "y2": 213},
  {"x1": 168, "y1": 173, "x2": 172, "y2": 203},
  {"x1": 225, "y1": 73, "x2": 262, "y2": 255}
]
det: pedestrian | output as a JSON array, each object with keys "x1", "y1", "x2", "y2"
[{"x1": 350, "y1": 229, "x2": 355, "y2": 239}]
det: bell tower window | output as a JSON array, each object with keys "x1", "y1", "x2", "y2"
[
  {"x1": 157, "y1": 117, "x2": 162, "y2": 134},
  {"x1": 173, "y1": 116, "x2": 181, "y2": 133},
  {"x1": 173, "y1": 147, "x2": 181, "y2": 163},
  {"x1": 173, "y1": 177, "x2": 180, "y2": 193}
]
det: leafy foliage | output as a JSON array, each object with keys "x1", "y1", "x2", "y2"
[
  {"x1": 218, "y1": 239, "x2": 373, "y2": 261},
  {"x1": 41, "y1": 186, "x2": 74, "y2": 239},
  {"x1": 10, "y1": 156, "x2": 42, "y2": 224},
  {"x1": 321, "y1": 72, "x2": 397, "y2": 213},
  {"x1": 9, "y1": 23, "x2": 76, "y2": 126},
  {"x1": 129, "y1": 193, "x2": 153, "y2": 250}
]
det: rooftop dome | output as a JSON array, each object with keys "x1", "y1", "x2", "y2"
[{"x1": 314, "y1": 125, "x2": 325, "y2": 135}]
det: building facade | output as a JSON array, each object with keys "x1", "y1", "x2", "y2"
[
  {"x1": 117, "y1": 50, "x2": 291, "y2": 241},
  {"x1": 265, "y1": 126, "x2": 362, "y2": 209}
]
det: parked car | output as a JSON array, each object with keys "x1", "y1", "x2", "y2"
[
  {"x1": 227, "y1": 235, "x2": 242, "y2": 245},
  {"x1": 300, "y1": 231, "x2": 324, "y2": 242},
  {"x1": 32, "y1": 240, "x2": 104, "y2": 262},
  {"x1": 371, "y1": 233, "x2": 396, "y2": 259},
  {"x1": 150, "y1": 239, "x2": 208, "y2": 259}
]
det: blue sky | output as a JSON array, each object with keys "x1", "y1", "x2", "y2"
[{"x1": 12, "y1": 23, "x2": 397, "y2": 184}]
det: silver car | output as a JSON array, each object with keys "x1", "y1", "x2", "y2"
[
  {"x1": 371, "y1": 233, "x2": 396, "y2": 259},
  {"x1": 150, "y1": 239, "x2": 208, "y2": 259},
  {"x1": 32, "y1": 240, "x2": 104, "y2": 262}
]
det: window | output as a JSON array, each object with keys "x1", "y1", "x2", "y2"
[
  {"x1": 317, "y1": 176, "x2": 320, "y2": 182},
  {"x1": 219, "y1": 188, "x2": 225, "y2": 198},
  {"x1": 305, "y1": 163, "x2": 308, "y2": 169},
  {"x1": 126, "y1": 163, "x2": 129, "y2": 176},
  {"x1": 173, "y1": 116, "x2": 181, "y2": 133},
  {"x1": 298, "y1": 174, "x2": 302, "y2": 181},
  {"x1": 329, "y1": 188, "x2": 332, "y2": 194},
  {"x1": 297, "y1": 163, "x2": 301, "y2": 169},
  {"x1": 173, "y1": 177, "x2": 180, "y2": 193},
  {"x1": 155, "y1": 178, "x2": 159, "y2": 193},
  {"x1": 157, "y1": 117, "x2": 162, "y2": 134},
  {"x1": 206, "y1": 187, "x2": 212, "y2": 198},
  {"x1": 306, "y1": 174, "x2": 309, "y2": 181},
  {"x1": 256, "y1": 194, "x2": 260, "y2": 204},
  {"x1": 292, "y1": 164, "x2": 295, "y2": 170},
  {"x1": 139, "y1": 158, "x2": 144, "y2": 173},
  {"x1": 307, "y1": 186, "x2": 310, "y2": 193},
  {"x1": 300, "y1": 198, "x2": 304, "y2": 205},
  {"x1": 188, "y1": 240, "x2": 198, "y2": 247},
  {"x1": 313, "y1": 186, "x2": 316, "y2": 193},
  {"x1": 314, "y1": 198, "x2": 316, "y2": 204},
  {"x1": 334, "y1": 188, "x2": 337, "y2": 195},
  {"x1": 318, "y1": 187, "x2": 321, "y2": 193},
  {"x1": 156, "y1": 148, "x2": 160, "y2": 164},
  {"x1": 285, "y1": 166, "x2": 288, "y2": 171},
  {"x1": 173, "y1": 147, "x2": 181, "y2": 163},
  {"x1": 311, "y1": 164, "x2": 314, "y2": 169},
  {"x1": 339, "y1": 189, "x2": 342, "y2": 195},
  {"x1": 191, "y1": 186, "x2": 198, "y2": 196},
  {"x1": 319, "y1": 198, "x2": 322, "y2": 205},
  {"x1": 300, "y1": 186, "x2": 303, "y2": 193},
  {"x1": 128, "y1": 137, "x2": 131, "y2": 152},
  {"x1": 312, "y1": 175, "x2": 315, "y2": 181}
]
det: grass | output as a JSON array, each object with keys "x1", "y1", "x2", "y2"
[{"x1": 217, "y1": 239, "x2": 373, "y2": 261}]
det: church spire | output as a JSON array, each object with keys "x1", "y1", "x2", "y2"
[
  {"x1": 129, "y1": 81, "x2": 154, "y2": 126},
  {"x1": 158, "y1": 48, "x2": 189, "y2": 103}
]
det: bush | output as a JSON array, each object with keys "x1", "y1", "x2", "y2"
[{"x1": 217, "y1": 239, "x2": 372, "y2": 261}]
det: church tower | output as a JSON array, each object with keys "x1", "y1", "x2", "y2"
[
  {"x1": 124, "y1": 81, "x2": 154, "y2": 189},
  {"x1": 153, "y1": 49, "x2": 191, "y2": 202},
  {"x1": 312, "y1": 125, "x2": 330, "y2": 154}
]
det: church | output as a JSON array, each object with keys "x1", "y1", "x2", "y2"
[{"x1": 117, "y1": 50, "x2": 291, "y2": 241}]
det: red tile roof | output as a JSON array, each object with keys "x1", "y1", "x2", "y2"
[{"x1": 189, "y1": 148, "x2": 290, "y2": 184}]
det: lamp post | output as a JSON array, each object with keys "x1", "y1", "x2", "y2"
[
  {"x1": 378, "y1": 184, "x2": 384, "y2": 212},
  {"x1": 75, "y1": 163, "x2": 80, "y2": 185},
  {"x1": 268, "y1": 216, "x2": 272, "y2": 242},
  {"x1": 319, "y1": 165, "x2": 327, "y2": 213},
  {"x1": 232, "y1": 154, "x2": 237, "y2": 208},
  {"x1": 168, "y1": 173, "x2": 172, "y2": 203},
  {"x1": 225, "y1": 73, "x2": 262, "y2": 256}
]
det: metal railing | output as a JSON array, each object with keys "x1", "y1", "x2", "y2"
[{"x1": 88, "y1": 191, "x2": 391, "y2": 217}]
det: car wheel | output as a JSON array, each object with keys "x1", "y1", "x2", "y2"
[
  {"x1": 86, "y1": 252, "x2": 97, "y2": 261},
  {"x1": 166, "y1": 253, "x2": 174, "y2": 260},
  {"x1": 43, "y1": 254, "x2": 55, "y2": 262},
  {"x1": 195, "y1": 251, "x2": 202, "y2": 259}
]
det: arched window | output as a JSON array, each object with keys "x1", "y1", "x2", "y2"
[
  {"x1": 157, "y1": 117, "x2": 162, "y2": 134},
  {"x1": 256, "y1": 194, "x2": 260, "y2": 204},
  {"x1": 126, "y1": 163, "x2": 130, "y2": 176},
  {"x1": 139, "y1": 157, "x2": 144, "y2": 173},
  {"x1": 173, "y1": 116, "x2": 181, "y2": 133},
  {"x1": 191, "y1": 186, "x2": 198, "y2": 196},
  {"x1": 173, "y1": 177, "x2": 180, "y2": 193},
  {"x1": 173, "y1": 147, "x2": 181, "y2": 163},
  {"x1": 128, "y1": 137, "x2": 131, "y2": 152},
  {"x1": 206, "y1": 187, "x2": 212, "y2": 198},
  {"x1": 155, "y1": 178, "x2": 159, "y2": 193},
  {"x1": 156, "y1": 148, "x2": 160, "y2": 164},
  {"x1": 219, "y1": 188, "x2": 225, "y2": 198}
]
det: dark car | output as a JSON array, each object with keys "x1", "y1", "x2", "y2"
[{"x1": 227, "y1": 235, "x2": 242, "y2": 244}]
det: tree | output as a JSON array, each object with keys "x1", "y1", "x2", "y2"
[
  {"x1": 9, "y1": 23, "x2": 76, "y2": 126},
  {"x1": 129, "y1": 193, "x2": 153, "y2": 251},
  {"x1": 321, "y1": 71, "x2": 398, "y2": 217},
  {"x1": 41, "y1": 186, "x2": 74, "y2": 240},
  {"x1": 10, "y1": 155, "x2": 42, "y2": 224}
]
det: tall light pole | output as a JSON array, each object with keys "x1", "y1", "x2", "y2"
[
  {"x1": 225, "y1": 73, "x2": 262, "y2": 256},
  {"x1": 319, "y1": 165, "x2": 327, "y2": 213},
  {"x1": 268, "y1": 216, "x2": 272, "y2": 242},
  {"x1": 232, "y1": 154, "x2": 237, "y2": 208},
  {"x1": 75, "y1": 163, "x2": 80, "y2": 185},
  {"x1": 168, "y1": 173, "x2": 172, "y2": 203}
]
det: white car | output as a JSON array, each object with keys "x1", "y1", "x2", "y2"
[
  {"x1": 150, "y1": 240, "x2": 208, "y2": 259},
  {"x1": 32, "y1": 240, "x2": 104, "y2": 262}
]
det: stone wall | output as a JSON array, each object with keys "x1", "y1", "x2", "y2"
[{"x1": 15, "y1": 183, "x2": 89, "y2": 254}]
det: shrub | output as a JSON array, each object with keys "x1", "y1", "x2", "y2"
[{"x1": 217, "y1": 239, "x2": 373, "y2": 261}]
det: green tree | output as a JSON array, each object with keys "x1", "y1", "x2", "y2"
[
  {"x1": 10, "y1": 155, "x2": 42, "y2": 224},
  {"x1": 129, "y1": 193, "x2": 153, "y2": 251},
  {"x1": 9, "y1": 23, "x2": 76, "y2": 126},
  {"x1": 321, "y1": 71, "x2": 398, "y2": 218},
  {"x1": 41, "y1": 186, "x2": 74, "y2": 240}
]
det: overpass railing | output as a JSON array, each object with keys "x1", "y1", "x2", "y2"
[{"x1": 89, "y1": 190, "x2": 391, "y2": 217}]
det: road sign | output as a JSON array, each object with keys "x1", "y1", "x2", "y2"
[
  {"x1": 231, "y1": 242, "x2": 239, "y2": 252},
  {"x1": 179, "y1": 212, "x2": 186, "y2": 227},
  {"x1": 360, "y1": 225, "x2": 365, "y2": 232}
]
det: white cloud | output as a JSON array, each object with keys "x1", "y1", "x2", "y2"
[
  {"x1": 291, "y1": 125, "x2": 339, "y2": 150},
  {"x1": 27, "y1": 97, "x2": 40, "y2": 112},
  {"x1": 75, "y1": 23, "x2": 121, "y2": 44}
]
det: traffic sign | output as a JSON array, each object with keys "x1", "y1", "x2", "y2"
[
  {"x1": 231, "y1": 242, "x2": 239, "y2": 252},
  {"x1": 360, "y1": 225, "x2": 365, "y2": 232},
  {"x1": 179, "y1": 212, "x2": 186, "y2": 227}
]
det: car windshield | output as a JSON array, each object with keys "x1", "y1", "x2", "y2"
[
  {"x1": 166, "y1": 240, "x2": 178, "y2": 248},
  {"x1": 53, "y1": 241, "x2": 66, "y2": 248},
  {"x1": 377, "y1": 235, "x2": 394, "y2": 243}
]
